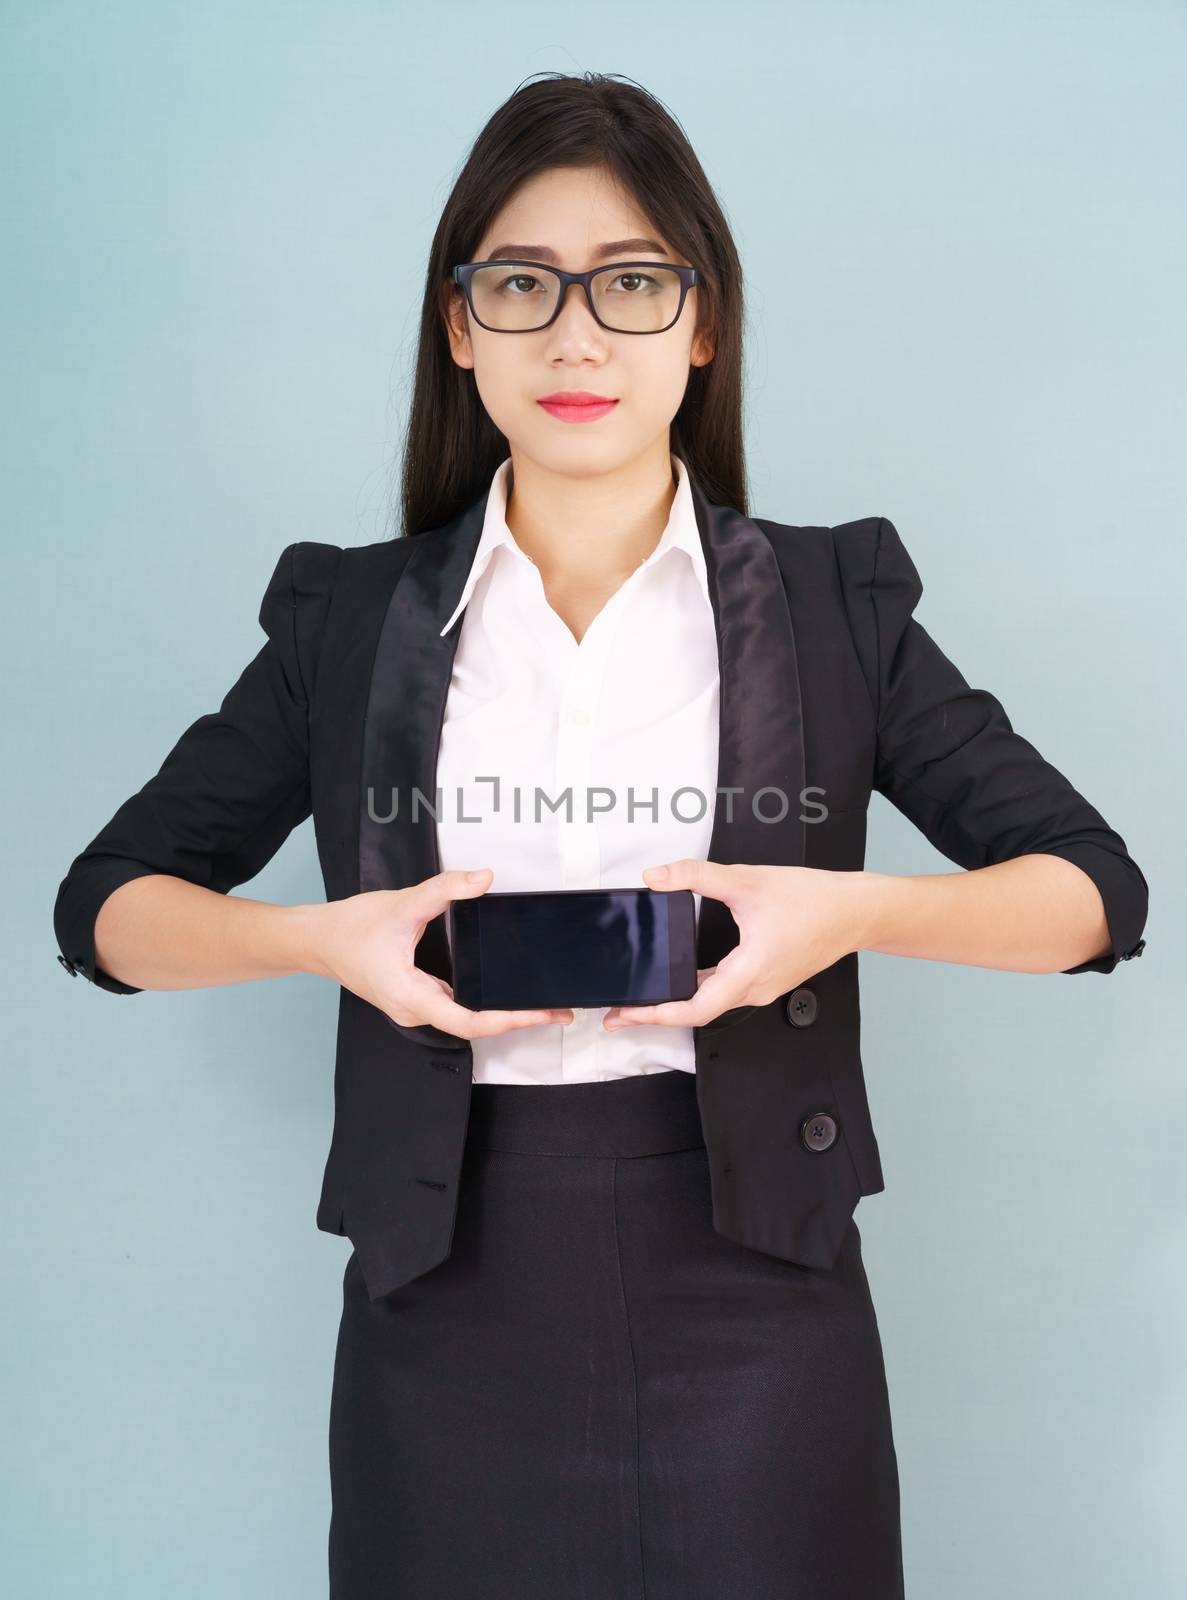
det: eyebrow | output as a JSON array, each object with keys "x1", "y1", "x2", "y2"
[{"x1": 481, "y1": 237, "x2": 672, "y2": 264}]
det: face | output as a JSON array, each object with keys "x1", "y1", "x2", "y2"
[{"x1": 444, "y1": 164, "x2": 714, "y2": 478}]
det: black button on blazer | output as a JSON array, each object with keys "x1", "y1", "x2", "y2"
[{"x1": 53, "y1": 465, "x2": 1150, "y2": 1302}]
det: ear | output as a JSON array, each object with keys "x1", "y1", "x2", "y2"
[
  {"x1": 690, "y1": 328, "x2": 715, "y2": 367},
  {"x1": 443, "y1": 283, "x2": 475, "y2": 370}
]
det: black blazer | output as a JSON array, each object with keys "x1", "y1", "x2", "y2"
[{"x1": 53, "y1": 465, "x2": 1150, "y2": 1301}]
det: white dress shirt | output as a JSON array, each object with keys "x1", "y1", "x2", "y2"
[{"x1": 434, "y1": 451, "x2": 720, "y2": 1084}]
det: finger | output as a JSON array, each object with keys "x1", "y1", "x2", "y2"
[
  {"x1": 604, "y1": 967, "x2": 718, "y2": 1024},
  {"x1": 408, "y1": 866, "x2": 495, "y2": 920},
  {"x1": 641, "y1": 858, "x2": 739, "y2": 903},
  {"x1": 436, "y1": 978, "x2": 573, "y2": 1035},
  {"x1": 413, "y1": 990, "x2": 572, "y2": 1039},
  {"x1": 609, "y1": 966, "x2": 749, "y2": 1030},
  {"x1": 467, "y1": 1007, "x2": 575, "y2": 1038},
  {"x1": 402, "y1": 969, "x2": 572, "y2": 1038}
]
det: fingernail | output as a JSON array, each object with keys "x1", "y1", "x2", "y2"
[
  {"x1": 466, "y1": 869, "x2": 488, "y2": 882},
  {"x1": 645, "y1": 865, "x2": 668, "y2": 880}
]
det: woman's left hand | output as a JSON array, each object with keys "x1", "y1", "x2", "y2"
[{"x1": 602, "y1": 859, "x2": 874, "y2": 1030}]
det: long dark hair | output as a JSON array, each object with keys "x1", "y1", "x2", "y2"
[{"x1": 398, "y1": 71, "x2": 748, "y2": 539}]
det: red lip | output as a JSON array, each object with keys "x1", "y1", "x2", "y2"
[
  {"x1": 537, "y1": 391, "x2": 618, "y2": 405},
  {"x1": 537, "y1": 391, "x2": 620, "y2": 424}
]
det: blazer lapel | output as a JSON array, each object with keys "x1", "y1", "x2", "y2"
[
  {"x1": 357, "y1": 489, "x2": 487, "y2": 996},
  {"x1": 357, "y1": 461, "x2": 806, "y2": 993},
  {"x1": 685, "y1": 469, "x2": 807, "y2": 972}
]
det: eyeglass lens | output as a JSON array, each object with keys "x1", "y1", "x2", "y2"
[{"x1": 468, "y1": 264, "x2": 685, "y2": 333}]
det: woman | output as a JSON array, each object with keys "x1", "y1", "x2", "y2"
[{"x1": 54, "y1": 72, "x2": 1148, "y2": 1599}]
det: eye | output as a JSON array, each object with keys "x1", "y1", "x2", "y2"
[
  {"x1": 606, "y1": 271, "x2": 660, "y2": 294},
  {"x1": 495, "y1": 273, "x2": 548, "y2": 295}
]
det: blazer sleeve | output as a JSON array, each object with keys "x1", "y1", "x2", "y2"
[
  {"x1": 52, "y1": 539, "x2": 344, "y2": 995},
  {"x1": 832, "y1": 515, "x2": 1149, "y2": 975}
]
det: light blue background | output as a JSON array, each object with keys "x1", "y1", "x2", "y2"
[{"x1": 5, "y1": 2, "x2": 1183, "y2": 1595}]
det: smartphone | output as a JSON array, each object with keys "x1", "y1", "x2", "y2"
[{"x1": 445, "y1": 886, "x2": 698, "y2": 1012}]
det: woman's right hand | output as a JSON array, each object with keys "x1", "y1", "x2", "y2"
[{"x1": 306, "y1": 867, "x2": 574, "y2": 1039}]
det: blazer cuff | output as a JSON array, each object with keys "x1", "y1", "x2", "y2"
[
  {"x1": 1037, "y1": 842, "x2": 1149, "y2": 975},
  {"x1": 53, "y1": 858, "x2": 161, "y2": 994}
]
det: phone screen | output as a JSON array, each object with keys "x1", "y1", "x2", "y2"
[{"x1": 446, "y1": 887, "x2": 697, "y2": 1011}]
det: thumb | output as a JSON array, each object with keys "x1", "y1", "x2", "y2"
[
  {"x1": 418, "y1": 866, "x2": 493, "y2": 915},
  {"x1": 642, "y1": 858, "x2": 732, "y2": 900},
  {"x1": 452, "y1": 865, "x2": 493, "y2": 892}
]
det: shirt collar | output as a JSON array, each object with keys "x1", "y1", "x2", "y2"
[{"x1": 438, "y1": 450, "x2": 711, "y2": 637}]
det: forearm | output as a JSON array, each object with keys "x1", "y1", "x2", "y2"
[
  {"x1": 93, "y1": 873, "x2": 328, "y2": 991},
  {"x1": 854, "y1": 853, "x2": 1113, "y2": 974}
]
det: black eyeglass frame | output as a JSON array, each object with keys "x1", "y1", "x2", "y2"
[{"x1": 450, "y1": 259, "x2": 700, "y2": 335}]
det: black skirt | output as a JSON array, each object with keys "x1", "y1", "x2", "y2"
[{"x1": 328, "y1": 1067, "x2": 903, "y2": 1598}]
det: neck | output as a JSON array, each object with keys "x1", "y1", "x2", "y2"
[{"x1": 504, "y1": 442, "x2": 679, "y2": 590}]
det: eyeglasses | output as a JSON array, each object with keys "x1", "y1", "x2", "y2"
[{"x1": 451, "y1": 259, "x2": 699, "y2": 335}]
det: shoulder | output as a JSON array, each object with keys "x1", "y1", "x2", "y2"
[
  {"x1": 754, "y1": 513, "x2": 925, "y2": 695},
  {"x1": 752, "y1": 512, "x2": 907, "y2": 599},
  {"x1": 754, "y1": 510, "x2": 910, "y2": 574},
  {"x1": 258, "y1": 536, "x2": 417, "y2": 698},
  {"x1": 751, "y1": 512, "x2": 888, "y2": 570},
  {"x1": 321, "y1": 535, "x2": 420, "y2": 593},
  {"x1": 756, "y1": 513, "x2": 923, "y2": 621},
  {"x1": 826, "y1": 515, "x2": 922, "y2": 607},
  {"x1": 266, "y1": 535, "x2": 418, "y2": 609},
  {"x1": 751, "y1": 514, "x2": 836, "y2": 561}
]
